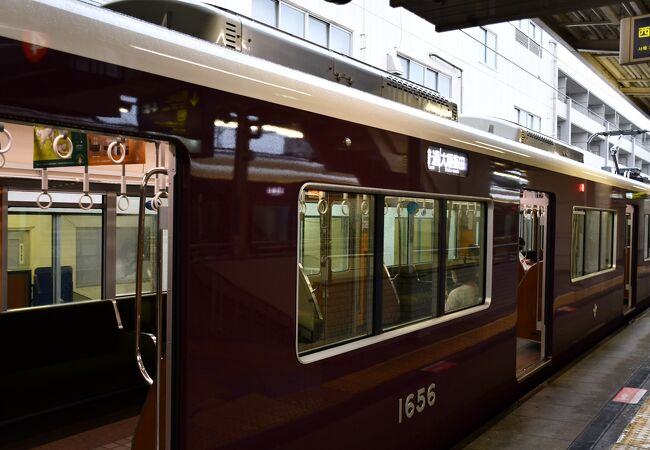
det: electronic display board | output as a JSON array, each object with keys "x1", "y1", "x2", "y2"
[{"x1": 620, "y1": 14, "x2": 650, "y2": 65}]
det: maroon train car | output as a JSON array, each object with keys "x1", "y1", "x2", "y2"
[{"x1": 1, "y1": 1, "x2": 650, "y2": 449}]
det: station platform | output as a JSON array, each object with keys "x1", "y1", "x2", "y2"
[
  {"x1": 460, "y1": 308, "x2": 650, "y2": 449},
  {"x1": 0, "y1": 395, "x2": 139, "y2": 450}
]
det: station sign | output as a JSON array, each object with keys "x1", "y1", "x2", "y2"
[
  {"x1": 620, "y1": 14, "x2": 650, "y2": 65},
  {"x1": 426, "y1": 146, "x2": 468, "y2": 176}
]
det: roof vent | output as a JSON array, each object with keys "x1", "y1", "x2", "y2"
[
  {"x1": 519, "y1": 129, "x2": 583, "y2": 163},
  {"x1": 383, "y1": 76, "x2": 457, "y2": 121},
  {"x1": 105, "y1": 0, "x2": 242, "y2": 52}
]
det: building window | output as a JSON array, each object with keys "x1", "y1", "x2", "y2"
[
  {"x1": 480, "y1": 27, "x2": 497, "y2": 68},
  {"x1": 571, "y1": 207, "x2": 615, "y2": 280},
  {"x1": 279, "y1": 3, "x2": 305, "y2": 37},
  {"x1": 298, "y1": 187, "x2": 488, "y2": 356},
  {"x1": 515, "y1": 107, "x2": 541, "y2": 132},
  {"x1": 254, "y1": 0, "x2": 276, "y2": 27},
  {"x1": 308, "y1": 16, "x2": 328, "y2": 47},
  {"x1": 515, "y1": 20, "x2": 542, "y2": 57},
  {"x1": 252, "y1": 0, "x2": 352, "y2": 55},
  {"x1": 397, "y1": 55, "x2": 452, "y2": 98}
]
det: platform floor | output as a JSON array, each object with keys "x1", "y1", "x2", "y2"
[
  {"x1": 0, "y1": 403, "x2": 138, "y2": 450},
  {"x1": 461, "y1": 308, "x2": 650, "y2": 449}
]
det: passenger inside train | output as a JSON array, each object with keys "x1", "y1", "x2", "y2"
[
  {"x1": 445, "y1": 266, "x2": 479, "y2": 312},
  {"x1": 518, "y1": 237, "x2": 533, "y2": 270}
]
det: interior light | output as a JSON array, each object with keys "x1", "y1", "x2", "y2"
[
  {"x1": 214, "y1": 119, "x2": 238, "y2": 128},
  {"x1": 261, "y1": 124, "x2": 304, "y2": 139},
  {"x1": 119, "y1": 95, "x2": 137, "y2": 104}
]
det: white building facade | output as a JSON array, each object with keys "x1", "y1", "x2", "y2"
[{"x1": 140, "y1": 0, "x2": 650, "y2": 175}]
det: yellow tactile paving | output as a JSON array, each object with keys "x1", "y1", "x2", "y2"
[{"x1": 614, "y1": 397, "x2": 650, "y2": 448}]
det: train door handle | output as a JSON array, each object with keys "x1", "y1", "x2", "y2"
[{"x1": 135, "y1": 167, "x2": 168, "y2": 386}]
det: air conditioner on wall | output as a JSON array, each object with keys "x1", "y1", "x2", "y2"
[{"x1": 387, "y1": 49, "x2": 404, "y2": 75}]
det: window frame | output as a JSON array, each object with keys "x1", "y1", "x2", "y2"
[
  {"x1": 570, "y1": 206, "x2": 617, "y2": 282},
  {"x1": 296, "y1": 183, "x2": 493, "y2": 363},
  {"x1": 518, "y1": 19, "x2": 541, "y2": 44},
  {"x1": 515, "y1": 107, "x2": 542, "y2": 132},
  {"x1": 480, "y1": 27, "x2": 497, "y2": 69},
  {"x1": 397, "y1": 54, "x2": 453, "y2": 98},
  {"x1": 4, "y1": 189, "x2": 162, "y2": 311},
  {"x1": 252, "y1": 0, "x2": 352, "y2": 55}
]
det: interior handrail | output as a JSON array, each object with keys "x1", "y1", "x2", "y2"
[
  {"x1": 135, "y1": 167, "x2": 168, "y2": 386},
  {"x1": 298, "y1": 263, "x2": 323, "y2": 320}
]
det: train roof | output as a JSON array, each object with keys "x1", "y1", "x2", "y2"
[{"x1": 2, "y1": 0, "x2": 650, "y2": 196}]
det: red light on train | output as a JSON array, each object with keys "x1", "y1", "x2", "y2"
[{"x1": 579, "y1": 183, "x2": 585, "y2": 193}]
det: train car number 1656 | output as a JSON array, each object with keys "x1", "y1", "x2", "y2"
[{"x1": 397, "y1": 383, "x2": 436, "y2": 423}]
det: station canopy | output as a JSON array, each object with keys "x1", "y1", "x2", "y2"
[{"x1": 390, "y1": 0, "x2": 650, "y2": 117}]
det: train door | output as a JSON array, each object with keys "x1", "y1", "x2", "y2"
[
  {"x1": 131, "y1": 155, "x2": 174, "y2": 450},
  {"x1": 624, "y1": 205, "x2": 636, "y2": 313},
  {"x1": 516, "y1": 190, "x2": 551, "y2": 378},
  {"x1": 0, "y1": 120, "x2": 173, "y2": 448}
]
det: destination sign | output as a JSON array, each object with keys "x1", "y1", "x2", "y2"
[
  {"x1": 633, "y1": 15, "x2": 650, "y2": 60},
  {"x1": 620, "y1": 14, "x2": 650, "y2": 65},
  {"x1": 426, "y1": 146, "x2": 468, "y2": 176}
]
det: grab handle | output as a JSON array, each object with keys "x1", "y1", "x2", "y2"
[
  {"x1": 135, "y1": 167, "x2": 168, "y2": 386},
  {"x1": 53, "y1": 132, "x2": 73, "y2": 159},
  {"x1": 118, "y1": 164, "x2": 129, "y2": 211},
  {"x1": 108, "y1": 138, "x2": 126, "y2": 164},
  {"x1": 78, "y1": 166, "x2": 93, "y2": 210}
]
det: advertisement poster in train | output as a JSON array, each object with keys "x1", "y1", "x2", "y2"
[
  {"x1": 33, "y1": 127, "x2": 87, "y2": 168},
  {"x1": 86, "y1": 134, "x2": 146, "y2": 166}
]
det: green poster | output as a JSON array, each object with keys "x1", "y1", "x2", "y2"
[{"x1": 33, "y1": 127, "x2": 87, "y2": 168}]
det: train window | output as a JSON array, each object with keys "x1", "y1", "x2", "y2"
[
  {"x1": 571, "y1": 207, "x2": 615, "y2": 280},
  {"x1": 298, "y1": 190, "x2": 374, "y2": 353},
  {"x1": 300, "y1": 200, "x2": 320, "y2": 275},
  {"x1": 383, "y1": 196, "x2": 439, "y2": 329},
  {"x1": 298, "y1": 188, "x2": 490, "y2": 358},
  {"x1": 444, "y1": 201, "x2": 485, "y2": 313},
  {"x1": 645, "y1": 215, "x2": 650, "y2": 260},
  {"x1": 5, "y1": 191, "x2": 165, "y2": 309},
  {"x1": 599, "y1": 211, "x2": 614, "y2": 271},
  {"x1": 330, "y1": 203, "x2": 350, "y2": 272},
  {"x1": 116, "y1": 197, "x2": 159, "y2": 297},
  {"x1": 7, "y1": 191, "x2": 103, "y2": 308},
  {"x1": 72, "y1": 218, "x2": 103, "y2": 299}
]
